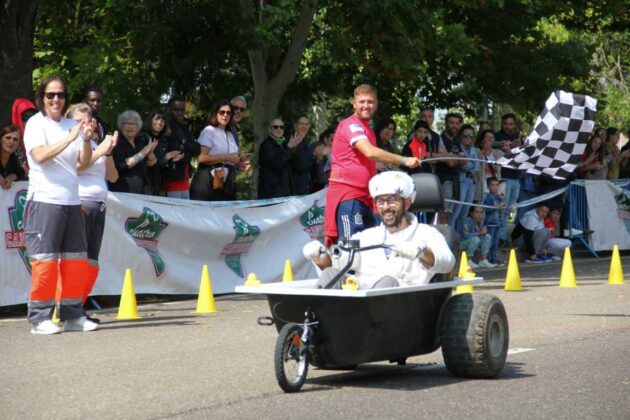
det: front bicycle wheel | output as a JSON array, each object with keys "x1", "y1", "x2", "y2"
[{"x1": 274, "y1": 323, "x2": 309, "y2": 393}]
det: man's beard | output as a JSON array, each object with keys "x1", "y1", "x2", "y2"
[{"x1": 381, "y1": 207, "x2": 405, "y2": 229}]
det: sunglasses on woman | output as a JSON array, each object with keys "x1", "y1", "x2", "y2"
[{"x1": 44, "y1": 92, "x2": 66, "y2": 100}]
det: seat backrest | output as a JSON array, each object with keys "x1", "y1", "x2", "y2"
[
  {"x1": 409, "y1": 173, "x2": 444, "y2": 212},
  {"x1": 429, "y1": 224, "x2": 460, "y2": 283}
]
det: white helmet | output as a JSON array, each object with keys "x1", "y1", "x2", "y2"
[{"x1": 368, "y1": 171, "x2": 416, "y2": 202}]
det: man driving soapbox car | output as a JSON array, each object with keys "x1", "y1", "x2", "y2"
[{"x1": 236, "y1": 172, "x2": 509, "y2": 393}]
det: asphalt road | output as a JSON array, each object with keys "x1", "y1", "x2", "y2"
[{"x1": 1, "y1": 255, "x2": 629, "y2": 420}]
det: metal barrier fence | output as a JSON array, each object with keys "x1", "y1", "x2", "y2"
[{"x1": 567, "y1": 181, "x2": 598, "y2": 257}]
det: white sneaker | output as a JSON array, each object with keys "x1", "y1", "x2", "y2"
[
  {"x1": 64, "y1": 316, "x2": 98, "y2": 332},
  {"x1": 31, "y1": 320, "x2": 63, "y2": 335},
  {"x1": 478, "y1": 259, "x2": 497, "y2": 268},
  {"x1": 563, "y1": 228, "x2": 583, "y2": 237},
  {"x1": 468, "y1": 261, "x2": 479, "y2": 269}
]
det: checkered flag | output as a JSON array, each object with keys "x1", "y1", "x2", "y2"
[{"x1": 497, "y1": 91, "x2": 597, "y2": 179}]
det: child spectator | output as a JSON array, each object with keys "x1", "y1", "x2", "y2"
[
  {"x1": 511, "y1": 203, "x2": 552, "y2": 263},
  {"x1": 461, "y1": 206, "x2": 496, "y2": 269},
  {"x1": 543, "y1": 208, "x2": 571, "y2": 260},
  {"x1": 483, "y1": 177, "x2": 506, "y2": 266}
]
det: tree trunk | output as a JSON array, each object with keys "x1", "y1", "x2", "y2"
[
  {"x1": 239, "y1": 0, "x2": 318, "y2": 197},
  {"x1": 0, "y1": 0, "x2": 40, "y2": 124}
]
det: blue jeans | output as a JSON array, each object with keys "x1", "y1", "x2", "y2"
[
  {"x1": 449, "y1": 177, "x2": 475, "y2": 233},
  {"x1": 501, "y1": 178, "x2": 520, "y2": 240},
  {"x1": 336, "y1": 199, "x2": 376, "y2": 241},
  {"x1": 166, "y1": 190, "x2": 190, "y2": 199},
  {"x1": 487, "y1": 225, "x2": 500, "y2": 263},
  {"x1": 461, "y1": 234, "x2": 492, "y2": 258}
]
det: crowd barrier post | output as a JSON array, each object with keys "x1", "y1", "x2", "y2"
[{"x1": 567, "y1": 181, "x2": 599, "y2": 258}]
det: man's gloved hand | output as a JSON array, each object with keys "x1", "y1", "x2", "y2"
[
  {"x1": 393, "y1": 240, "x2": 427, "y2": 260},
  {"x1": 303, "y1": 240, "x2": 326, "y2": 261}
]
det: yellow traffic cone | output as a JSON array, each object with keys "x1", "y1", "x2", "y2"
[
  {"x1": 196, "y1": 265, "x2": 217, "y2": 313},
  {"x1": 608, "y1": 245, "x2": 625, "y2": 285},
  {"x1": 245, "y1": 272, "x2": 262, "y2": 287},
  {"x1": 455, "y1": 251, "x2": 475, "y2": 294},
  {"x1": 117, "y1": 268, "x2": 140, "y2": 319},
  {"x1": 283, "y1": 259, "x2": 294, "y2": 282},
  {"x1": 559, "y1": 247, "x2": 577, "y2": 288},
  {"x1": 458, "y1": 251, "x2": 473, "y2": 277},
  {"x1": 504, "y1": 249, "x2": 523, "y2": 291}
]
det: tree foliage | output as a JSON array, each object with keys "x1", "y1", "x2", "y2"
[{"x1": 23, "y1": 0, "x2": 629, "y2": 158}]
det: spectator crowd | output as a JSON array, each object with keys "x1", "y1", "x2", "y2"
[{"x1": 2, "y1": 76, "x2": 630, "y2": 334}]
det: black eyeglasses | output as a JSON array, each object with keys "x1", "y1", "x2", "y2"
[
  {"x1": 44, "y1": 92, "x2": 66, "y2": 100},
  {"x1": 233, "y1": 106, "x2": 246, "y2": 112},
  {"x1": 375, "y1": 196, "x2": 401, "y2": 207},
  {"x1": 218, "y1": 110, "x2": 232, "y2": 116},
  {"x1": 272, "y1": 125, "x2": 285, "y2": 129}
]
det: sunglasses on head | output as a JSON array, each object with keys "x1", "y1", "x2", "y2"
[
  {"x1": 218, "y1": 110, "x2": 232, "y2": 116},
  {"x1": 272, "y1": 125, "x2": 285, "y2": 129},
  {"x1": 44, "y1": 92, "x2": 66, "y2": 100}
]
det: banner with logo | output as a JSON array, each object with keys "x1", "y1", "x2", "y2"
[
  {"x1": 584, "y1": 180, "x2": 630, "y2": 251},
  {"x1": 1, "y1": 181, "x2": 324, "y2": 307}
]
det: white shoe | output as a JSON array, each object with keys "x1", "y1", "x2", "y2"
[
  {"x1": 478, "y1": 259, "x2": 497, "y2": 268},
  {"x1": 31, "y1": 320, "x2": 63, "y2": 335},
  {"x1": 64, "y1": 316, "x2": 98, "y2": 332},
  {"x1": 563, "y1": 228, "x2": 583, "y2": 237},
  {"x1": 468, "y1": 261, "x2": 479, "y2": 269}
]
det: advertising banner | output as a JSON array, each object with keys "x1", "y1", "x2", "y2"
[
  {"x1": 584, "y1": 180, "x2": 630, "y2": 251},
  {"x1": 1, "y1": 181, "x2": 323, "y2": 307}
]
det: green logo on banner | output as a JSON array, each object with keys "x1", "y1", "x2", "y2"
[
  {"x1": 220, "y1": 215, "x2": 261, "y2": 277},
  {"x1": 125, "y1": 207, "x2": 169, "y2": 276},
  {"x1": 4, "y1": 190, "x2": 30, "y2": 273},
  {"x1": 299, "y1": 199, "x2": 325, "y2": 239}
]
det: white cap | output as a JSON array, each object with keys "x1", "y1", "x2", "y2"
[{"x1": 368, "y1": 171, "x2": 416, "y2": 202}]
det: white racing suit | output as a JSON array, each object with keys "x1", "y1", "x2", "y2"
[{"x1": 329, "y1": 212, "x2": 455, "y2": 289}]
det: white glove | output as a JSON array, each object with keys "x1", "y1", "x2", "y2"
[
  {"x1": 303, "y1": 240, "x2": 326, "y2": 261},
  {"x1": 393, "y1": 240, "x2": 426, "y2": 260}
]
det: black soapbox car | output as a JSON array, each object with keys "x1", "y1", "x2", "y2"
[{"x1": 235, "y1": 173, "x2": 509, "y2": 393}]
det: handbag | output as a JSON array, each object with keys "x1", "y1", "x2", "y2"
[{"x1": 213, "y1": 167, "x2": 225, "y2": 190}]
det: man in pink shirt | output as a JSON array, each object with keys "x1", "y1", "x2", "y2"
[{"x1": 324, "y1": 84, "x2": 421, "y2": 245}]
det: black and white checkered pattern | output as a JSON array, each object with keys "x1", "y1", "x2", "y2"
[{"x1": 497, "y1": 91, "x2": 597, "y2": 179}]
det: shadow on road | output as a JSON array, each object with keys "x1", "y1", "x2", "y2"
[
  {"x1": 305, "y1": 361, "x2": 532, "y2": 391},
  {"x1": 99, "y1": 320, "x2": 198, "y2": 330}
]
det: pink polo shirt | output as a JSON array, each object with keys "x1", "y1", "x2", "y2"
[{"x1": 329, "y1": 114, "x2": 376, "y2": 189}]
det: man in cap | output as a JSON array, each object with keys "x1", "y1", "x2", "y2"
[{"x1": 306, "y1": 171, "x2": 455, "y2": 289}]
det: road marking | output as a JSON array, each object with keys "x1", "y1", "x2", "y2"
[
  {"x1": 508, "y1": 347, "x2": 535, "y2": 355},
  {"x1": 390, "y1": 348, "x2": 536, "y2": 372}
]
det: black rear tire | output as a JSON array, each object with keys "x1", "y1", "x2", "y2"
[
  {"x1": 441, "y1": 293, "x2": 509, "y2": 378},
  {"x1": 274, "y1": 323, "x2": 309, "y2": 392}
]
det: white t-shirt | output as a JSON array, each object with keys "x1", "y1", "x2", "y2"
[
  {"x1": 78, "y1": 140, "x2": 107, "y2": 202},
  {"x1": 197, "y1": 125, "x2": 238, "y2": 165},
  {"x1": 24, "y1": 112, "x2": 83, "y2": 205}
]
